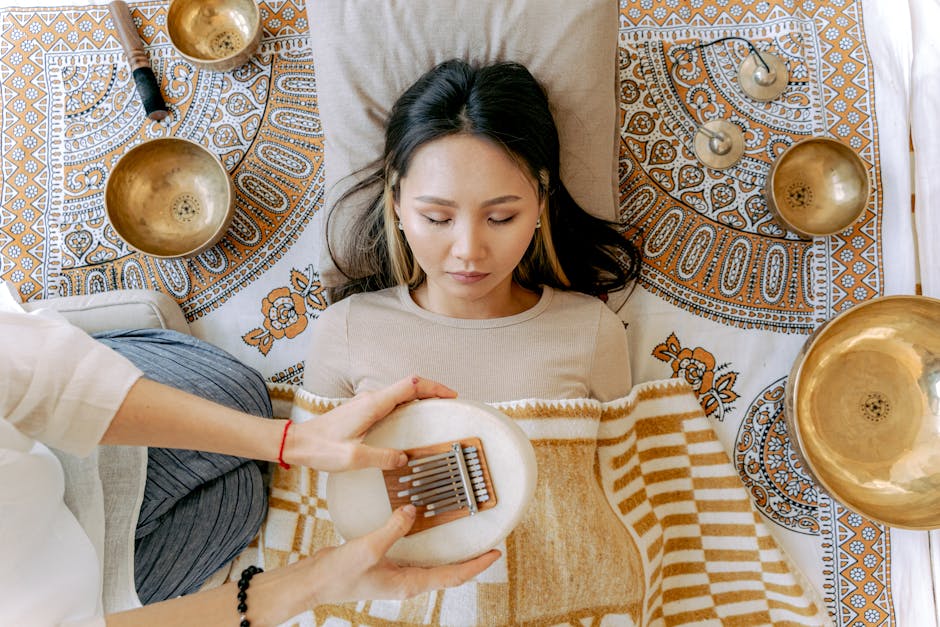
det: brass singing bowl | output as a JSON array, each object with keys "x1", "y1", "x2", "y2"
[
  {"x1": 167, "y1": 0, "x2": 261, "y2": 72},
  {"x1": 105, "y1": 138, "x2": 235, "y2": 258},
  {"x1": 766, "y1": 137, "x2": 869, "y2": 238},
  {"x1": 785, "y1": 295, "x2": 940, "y2": 529}
]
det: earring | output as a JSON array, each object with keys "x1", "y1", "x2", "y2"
[
  {"x1": 397, "y1": 220, "x2": 404, "y2": 231},
  {"x1": 535, "y1": 217, "x2": 542, "y2": 229}
]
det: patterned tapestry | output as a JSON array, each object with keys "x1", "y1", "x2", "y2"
[
  {"x1": 0, "y1": 0, "x2": 324, "y2": 383},
  {"x1": 0, "y1": 0, "x2": 929, "y2": 625},
  {"x1": 616, "y1": 2, "x2": 916, "y2": 626}
]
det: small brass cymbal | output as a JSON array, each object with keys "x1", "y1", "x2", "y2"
[
  {"x1": 786, "y1": 295, "x2": 940, "y2": 529},
  {"x1": 693, "y1": 119, "x2": 744, "y2": 170},
  {"x1": 738, "y1": 51, "x2": 789, "y2": 102},
  {"x1": 105, "y1": 137, "x2": 234, "y2": 258}
]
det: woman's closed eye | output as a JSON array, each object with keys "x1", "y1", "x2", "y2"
[
  {"x1": 421, "y1": 214, "x2": 452, "y2": 225},
  {"x1": 418, "y1": 213, "x2": 516, "y2": 226}
]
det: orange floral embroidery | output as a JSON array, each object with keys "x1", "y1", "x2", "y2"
[
  {"x1": 652, "y1": 332, "x2": 739, "y2": 420},
  {"x1": 243, "y1": 265, "x2": 327, "y2": 356},
  {"x1": 671, "y1": 346, "x2": 716, "y2": 393},
  {"x1": 262, "y1": 287, "x2": 308, "y2": 339}
]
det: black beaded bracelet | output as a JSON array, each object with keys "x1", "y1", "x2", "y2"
[{"x1": 237, "y1": 565, "x2": 263, "y2": 627}]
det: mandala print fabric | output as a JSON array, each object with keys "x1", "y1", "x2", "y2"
[{"x1": 617, "y1": 2, "x2": 919, "y2": 626}]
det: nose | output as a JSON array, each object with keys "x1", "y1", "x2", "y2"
[{"x1": 451, "y1": 222, "x2": 486, "y2": 262}]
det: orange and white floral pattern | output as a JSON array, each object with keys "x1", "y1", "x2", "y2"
[
  {"x1": 0, "y1": 1, "x2": 323, "y2": 323},
  {"x1": 620, "y1": 2, "x2": 898, "y2": 623},
  {"x1": 242, "y1": 265, "x2": 326, "y2": 356},
  {"x1": 652, "y1": 332, "x2": 739, "y2": 421},
  {"x1": 619, "y1": 2, "x2": 883, "y2": 334}
]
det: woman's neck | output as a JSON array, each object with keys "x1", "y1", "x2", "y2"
[{"x1": 410, "y1": 282, "x2": 541, "y2": 319}]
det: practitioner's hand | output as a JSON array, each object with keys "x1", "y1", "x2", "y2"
[
  {"x1": 102, "y1": 504, "x2": 497, "y2": 627},
  {"x1": 284, "y1": 376, "x2": 457, "y2": 472},
  {"x1": 306, "y1": 505, "x2": 500, "y2": 604}
]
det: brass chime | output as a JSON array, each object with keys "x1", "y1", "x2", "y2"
[{"x1": 678, "y1": 37, "x2": 790, "y2": 170}]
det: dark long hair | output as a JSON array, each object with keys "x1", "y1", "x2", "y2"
[{"x1": 327, "y1": 59, "x2": 640, "y2": 302}]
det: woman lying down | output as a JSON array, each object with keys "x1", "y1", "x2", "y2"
[
  {"x1": 292, "y1": 58, "x2": 827, "y2": 626},
  {"x1": 302, "y1": 57, "x2": 645, "y2": 623}
]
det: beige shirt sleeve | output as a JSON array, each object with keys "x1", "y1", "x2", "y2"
[
  {"x1": 589, "y1": 305, "x2": 632, "y2": 402},
  {"x1": 1, "y1": 312, "x2": 142, "y2": 457},
  {"x1": 302, "y1": 299, "x2": 356, "y2": 398}
]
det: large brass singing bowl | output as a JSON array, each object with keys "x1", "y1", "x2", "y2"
[
  {"x1": 167, "y1": 0, "x2": 261, "y2": 72},
  {"x1": 105, "y1": 138, "x2": 234, "y2": 258},
  {"x1": 785, "y1": 295, "x2": 940, "y2": 529},
  {"x1": 766, "y1": 137, "x2": 869, "y2": 238}
]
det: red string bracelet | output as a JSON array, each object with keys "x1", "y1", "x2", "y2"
[{"x1": 278, "y1": 419, "x2": 292, "y2": 469}]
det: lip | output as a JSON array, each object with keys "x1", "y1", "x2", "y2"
[{"x1": 448, "y1": 272, "x2": 489, "y2": 284}]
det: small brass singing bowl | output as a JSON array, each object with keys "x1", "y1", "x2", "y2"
[
  {"x1": 105, "y1": 138, "x2": 234, "y2": 258},
  {"x1": 765, "y1": 137, "x2": 869, "y2": 238},
  {"x1": 167, "y1": 0, "x2": 261, "y2": 72},
  {"x1": 785, "y1": 295, "x2": 940, "y2": 529}
]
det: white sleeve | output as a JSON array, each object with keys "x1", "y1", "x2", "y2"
[
  {"x1": 0, "y1": 312, "x2": 143, "y2": 456},
  {"x1": 62, "y1": 616, "x2": 107, "y2": 627}
]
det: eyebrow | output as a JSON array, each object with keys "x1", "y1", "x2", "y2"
[{"x1": 413, "y1": 195, "x2": 523, "y2": 208}]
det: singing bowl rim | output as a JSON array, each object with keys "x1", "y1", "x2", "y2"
[
  {"x1": 765, "y1": 136, "x2": 870, "y2": 238},
  {"x1": 786, "y1": 294, "x2": 940, "y2": 529},
  {"x1": 105, "y1": 137, "x2": 235, "y2": 259},
  {"x1": 166, "y1": 0, "x2": 262, "y2": 71}
]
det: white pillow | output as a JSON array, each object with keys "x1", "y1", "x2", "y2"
[{"x1": 307, "y1": 0, "x2": 620, "y2": 286}]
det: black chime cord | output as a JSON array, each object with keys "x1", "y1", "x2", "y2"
[{"x1": 673, "y1": 35, "x2": 771, "y2": 72}]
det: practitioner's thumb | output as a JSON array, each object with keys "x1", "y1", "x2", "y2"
[
  {"x1": 367, "y1": 505, "x2": 416, "y2": 557},
  {"x1": 354, "y1": 444, "x2": 408, "y2": 470}
]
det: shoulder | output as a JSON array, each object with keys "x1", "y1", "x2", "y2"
[
  {"x1": 338, "y1": 286, "x2": 402, "y2": 307},
  {"x1": 319, "y1": 286, "x2": 400, "y2": 320},
  {"x1": 546, "y1": 288, "x2": 616, "y2": 320},
  {"x1": 546, "y1": 289, "x2": 624, "y2": 338}
]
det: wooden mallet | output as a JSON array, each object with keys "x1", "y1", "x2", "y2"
[{"x1": 109, "y1": 0, "x2": 168, "y2": 121}]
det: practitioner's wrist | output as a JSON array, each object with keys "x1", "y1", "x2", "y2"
[
  {"x1": 236, "y1": 559, "x2": 323, "y2": 627},
  {"x1": 277, "y1": 419, "x2": 292, "y2": 469}
]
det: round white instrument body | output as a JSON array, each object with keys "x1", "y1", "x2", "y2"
[{"x1": 327, "y1": 398, "x2": 538, "y2": 566}]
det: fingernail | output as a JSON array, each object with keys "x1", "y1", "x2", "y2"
[
  {"x1": 411, "y1": 376, "x2": 419, "y2": 385},
  {"x1": 397, "y1": 452, "x2": 408, "y2": 467},
  {"x1": 402, "y1": 504, "x2": 416, "y2": 517}
]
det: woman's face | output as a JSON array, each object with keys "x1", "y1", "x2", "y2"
[{"x1": 396, "y1": 134, "x2": 541, "y2": 319}]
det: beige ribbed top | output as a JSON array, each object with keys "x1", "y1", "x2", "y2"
[{"x1": 302, "y1": 285, "x2": 631, "y2": 403}]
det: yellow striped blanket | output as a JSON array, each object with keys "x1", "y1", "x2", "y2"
[{"x1": 231, "y1": 379, "x2": 829, "y2": 626}]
